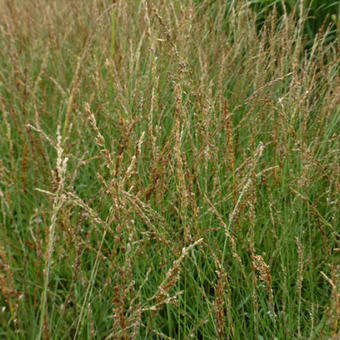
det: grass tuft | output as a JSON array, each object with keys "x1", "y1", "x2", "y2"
[{"x1": 0, "y1": 0, "x2": 339, "y2": 338}]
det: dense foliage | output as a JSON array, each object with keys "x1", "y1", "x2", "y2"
[
  {"x1": 196, "y1": 0, "x2": 340, "y2": 47},
  {"x1": 0, "y1": 0, "x2": 339, "y2": 339},
  {"x1": 250, "y1": 0, "x2": 339, "y2": 46}
]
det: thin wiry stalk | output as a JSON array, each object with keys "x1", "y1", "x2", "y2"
[{"x1": 37, "y1": 126, "x2": 68, "y2": 340}]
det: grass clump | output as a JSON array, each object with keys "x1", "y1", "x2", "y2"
[{"x1": 0, "y1": 0, "x2": 339, "y2": 339}]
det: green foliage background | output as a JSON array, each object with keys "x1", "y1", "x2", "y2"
[
  {"x1": 250, "y1": 0, "x2": 339, "y2": 45},
  {"x1": 197, "y1": 0, "x2": 339, "y2": 47}
]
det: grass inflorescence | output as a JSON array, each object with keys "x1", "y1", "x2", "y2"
[{"x1": 0, "y1": 0, "x2": 339, "y2": 339}]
